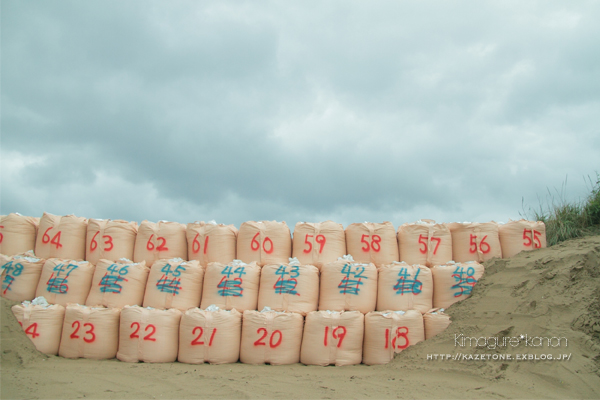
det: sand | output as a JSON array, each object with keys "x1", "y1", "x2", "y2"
[{"x1": 2, "y1": 235, "x2": 599, "y2": 399}]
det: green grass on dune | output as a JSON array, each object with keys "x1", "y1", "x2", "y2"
[{"x1": 523, "y1": 173, "x2": 600, "y2": 246}]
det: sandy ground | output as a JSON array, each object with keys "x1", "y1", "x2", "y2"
[{"x1": 2, "y1": 235, "x2": 600, "y2": 399}]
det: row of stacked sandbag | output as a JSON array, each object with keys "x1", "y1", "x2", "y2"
[
  {"x1": 1, "y1": 213, "x2": 546, "y2": 267},
  {"x1": 12, "y1": 298, "x2": 451, "y2": 366},
  {"x1": 2, "y1": 255, "x2": 484, "y2": 314}
]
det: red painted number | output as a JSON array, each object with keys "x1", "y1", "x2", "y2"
[
  {"x1": 431, "y1": 237, "x2": 441, "y2": 254},
  {"x1": 251, "y1": 232, "x2": 260, "y2": 251},
  {"x1": 523, "y1": 229, "x2": 542, "y2": 248},
  {"x1": 103, "y1": 235, "x2": 114, "y2": 251},
  {"x1": 469, "y1": 234, "x2": 490, "y2": 254},
  {"x1": 315, "y1": 235, "x2": 326, "y2": 253},
  {"x1": 130, "y1": 322, "x2": 140, "y2": 338},
  {"x1": 303, "y1": 235, "x2": 313, "y2": 253},
  {"x1": 144, "y1": 324, "x2": 157, "y2": 341},
  {"x1": 192, "y1": 233, "x2": 210, "y2": 254},
  {"x1": 90, "y1": 232, "x2": 114, "y2": 252},
  {"x1": 393, "y1": 326, "x2": 409, "y2": 349},
  {"x1": 147, "y1": 235, "x2": 168, "y2": 252},
  {"x1": 418, "y1": 235, "x2": 427, "y2": 254},
  {"x1": 70, "y1": 321, "x2": 95, "y2": 343},
  {"x1": 418, "y1": 235, "x2": 441, "y2": 255},
  {"x1": 42, "y1": 227, "x2": 63, "y2": 249},
  {"x1": 90, "y1": 231, "x2": 99, "y2": 251},
  {"x1": 0, "y1": 225, "x2": 4, "y2": 244},
  {"x1": 250, "y1": 232, "x2": 274, "y2": 254},
  {"x1": 191, "y1": 327, "x2": 217, "y2": 346},
  {"x1": 253, "y1": 328, "x2": 282, "y2": 348},
  {"x1": 360, "y1": 234, "x2": 381, "y2": 252},
  {"x1": 323, "y1": 326, "x2": 347, "y2": 348},
  {"x1": 24, "y1": 322, "x2": 40, "y2": 339},
  {"x1": 129, "y1": 322, "x2": 156, "y2": 341},
  {"x1": 303, "y1": 234, "x2": 326, "y2": 254},
  {"x1": 385, "y1": 327, "x2": 409, "y2": 349}
]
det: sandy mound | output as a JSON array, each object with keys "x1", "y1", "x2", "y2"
[
  {"x1": 1, "y1": 298, "x2": 47, "y2": 368},
  {"x1": 1, "y1": 235, "x2": 599, "y2": 399},
  {"x1": 394, "y1": 234, "x2": 600, "y2": 393}
]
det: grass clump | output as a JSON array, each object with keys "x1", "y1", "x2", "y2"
[{"x1": 524, "y1": 173, "x2": 600, "y2": 246}]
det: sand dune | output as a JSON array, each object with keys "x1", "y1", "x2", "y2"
[{"x1": 2, "y1": 235, "x2": 599, "y2": 399}]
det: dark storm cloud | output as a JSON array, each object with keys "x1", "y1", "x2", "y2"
[{"x1": 2, "y1": 0, "x2": 599, "y2": 228}]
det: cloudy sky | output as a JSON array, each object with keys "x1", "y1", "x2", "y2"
[{"x1": 1, "y1": 0, "x2": 599, "y2": 230}]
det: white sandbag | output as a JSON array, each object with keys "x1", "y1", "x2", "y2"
[
  {"x1": 178, "y1": 306, "x2": 242, "y2": 364},
  {"x1": 186, "y1": 221, "x2": 238, "y2": 266},
  {"x1": 58, "y1": 304, "x2": 120, "y2": 360},
  {"x1": 424, "y1": 308, "x2": 451, "y2": 339},
  {"x1": 397, "y1": 220, "x2": 452, "y2": 267},
  {"x1": 376, "y1": 262, "x2": 433, "y2": 313},
  {"x1": 300, "y1": 310, "x2": 364, "y2": 366},
  {"x1": 85, "y1": 219, "x2": 138, "y2": 265},
  {"x1": 292, "y1": 221, "x2": 346, "y2": 269},
  {"x1": 116, "y1": 306, "x2": 182, "y2": 363},
  {"x1": 498, "y1": 219, "x2": 547, "y2": 258},
  {"x1": 431, "y1": 262, "x2": 484, "y2": 309},
  {"x1": 448, "y1": 222, "x2": 502, "y2": 262},
  {"x1": 35, "y1": 213, "x2": 88, "y2": 261},
  {"x1": 236, "y1": 221, "x2": 292, "y2": 266},
  {"x1": 257, "y1": 258, "x2": 319, "y2": 315},
  {"x1": 363, "y1": 310, "x2": 425, "y2": 365},
  {"x1": 143, "y1": 258, "x2": 204, "y2": 311},
  {"x1": 200, "y1": 260, "x2": 260, "y2": 312},
  {"x1": 239, "y1": 309, "x2": 304, "y2": 365},
  {"x1": 0, "y1": 213, "x2": 39, "y2": 256},
  {"x1": 85, "y1": 259, "x2": 149, "y2": 308},
  {"x1": 319, "y1": 256, "x2": 377, "y2": 314},
  {"x1": 1, "y1": 253, "x2": 45, "y2": 302},
  {"x1": 133, "y1": 220, "x2": 187, "y2": 267},
  {"x1": 11, "y1": 298, "x2": 65, "y2": 355},
  {"x1": 35, "y1": 259, "x2": 95, "y2": 306},
  {"x1": 345, "y1": 222, "x2": 399, "y2": 266}
]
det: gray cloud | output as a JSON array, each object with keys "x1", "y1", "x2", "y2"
[{"x1": 2, "y1": 0, "x2": 599, "y2": 230}]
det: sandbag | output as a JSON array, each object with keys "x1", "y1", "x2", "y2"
[
  {"x1": 35, "y1": 213, "x2": 88, "y2": 261},
  {"x1": 143, "y1": 258, "x2": 204, "y2": 311},
  {"x1": 85, "y1": 259, "x2": 149, "y2": 308},
  {"x1": 257, "y1": 258, "x2": 319, "y2": 315},
  {"x1": 35, "y1": 259, "x2": 95, "y2": 306},
  {"x1": 498, "y1": 219, "x2": 547, "y2": 258},
  {"x1": 1, "y1": 253, "x2": 45, "y2": 302},
  {"x1": 448, "y1": 222, "x2": 502, "y2": 262},
  {"x1": 397, "y1": 220, "x2": 452, "y2": 267},
  {"x1": 11, "y1": 297, "x2": 65, "y2": 355},
  {"x1": 133, "y1": 220, "x2": 187, "y2": 267},
  {"x1": 300, "y1": 310, "x2": 364, "y2": 366},
  {"x1": 186, "y1": 221, "x2": 238, "y2": 266},
  {"x1": 431, "y1": 261, "x2": 484, "y2": 309},
  {"x1": 116, "y1": 306, "x2": 182, "y2": 363},
  {"x1": 85, "y1": 219, "x2": 138, "y2": 265},
  {"x1": 200, "y1": 260, "x2": 261, "y2": 312},
  {"x1": 319, "y1": 256, "x2": 377, "y2": 314},
  {"x1": 292, "y1": 221, "x2": 346, "y2": 269},
  {"x1": 424, "y1": 308, "x2": 451, "y2": 339},
  {"x1": 0, "y1": 213, "x2": 39, "y2": 256},
  {"x1": 236, "y1": 221, "x2": 291, "y2": 266},
  {"x1": 58, "y1": 304, "x2": 120, "y2": 360},
  {"x1": 376, "y1": 262, "x2": 433, "y2": 313},
  {"x1": 239, "y1": 309, "x2": 304, "y2": 365},
  {"x1": 345, "y1": 222, "x2": 399, "y2": 266},
  {"x1": 363, "y1": 310, "x2": 425, "y2": 365},
  {"x1": 178, "y1": 306, "x2": 242, "y2": 364}
]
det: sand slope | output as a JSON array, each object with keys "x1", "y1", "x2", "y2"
[{"x1": 2, "y1": 235, "x2": 599, "y2": 399}]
